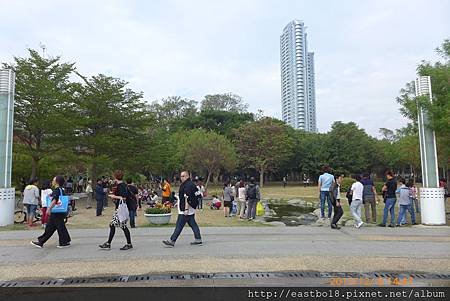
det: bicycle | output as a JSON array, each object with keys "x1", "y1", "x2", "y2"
[{"x1": 14, "y1": 206, "x2": 42, "y2": 224}]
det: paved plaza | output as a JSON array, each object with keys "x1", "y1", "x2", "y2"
[{"x1": 0, "y1": 225, "x2": 449, "y2": 285}]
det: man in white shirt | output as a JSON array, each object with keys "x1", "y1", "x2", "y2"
[{"x1": 350, "y1": 175, "x2": 364, "y2": 228}]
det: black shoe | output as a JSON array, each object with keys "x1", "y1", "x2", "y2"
[
  {"x1": 99, "y1": 242, "x2": 111, "y2": 250},
  {"x1": 162, "y1": 240, "x2": 175, "y2": 247},
  {"x1": 377, "y1": 224, "x2": 386, "y2": 227},
  {"x1": 120, "y1": 244, "x2": 133, "y2": 250},
  {"x1": 30, "y1": 241, "x2": 43, "y2": 248},
  {"x1": 331, "y1": 224, "x2": 341, "y2": 229},
  {"x1": 131, "y1": 225, "x2": 136, "y2": 228},
  {"x1": 57, "y1": 243, "x2": 71, "y2": 249},
  {"x1": 190, "y1": 241, "x2": 203, "y2": 246},
  {"x1": 388, "y1": 224, "x2": 395, "y2": 228}
]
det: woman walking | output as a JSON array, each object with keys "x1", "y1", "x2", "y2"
[
  {"x1": 31, "y1": 176, "x2": 71, "y2": 248},
  {"x1": 99, "y1": 170, "x2": 133, "y2": 250}
]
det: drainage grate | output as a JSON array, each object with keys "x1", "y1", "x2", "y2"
[{"x1": 1, "y1": 271, "x2": 448, "y2": 287}]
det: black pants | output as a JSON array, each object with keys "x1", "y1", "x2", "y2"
[
  {"x1": 331, "y1": 201, "x2": 344, "y2": 226},
  {"x1": 170, "y1": 214, "x2": 201, "y2": 242},
  {"x1": 38, "y1": 213, "x2": 71, "y2": 245},
  {"x1": 96, "y1": 199, "x2": 103, "y2": 216},
  {"x1": 107, "y1": 225, "x2": 131, "y2": 245}
]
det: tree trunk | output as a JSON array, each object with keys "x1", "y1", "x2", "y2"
[
  {"x1": 205, "y1": 169, "x2": 213, "y2": 189},
  {"x1": 30, "y1": 156, "x2": 40, "y2": 181},
  {"x1": 213, "y1": 173, "x2": 220, "y2": 185},
  {"x1": 259, "y1": 165, "x2": 264, "y2": 188}
]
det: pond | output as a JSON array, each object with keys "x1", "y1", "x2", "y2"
[{"x1": 263, "y1": 199, "x2": 319, "y2": 226}]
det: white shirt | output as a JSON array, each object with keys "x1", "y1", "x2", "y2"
[
  {"x1": 176, "y1": 194, "x2": 196, "y2": 215},
  {"x1": 41, "y1": 188, "x2": 53, "y2": 208},
  {"x1": 238, "y1": 187, "x2": 246, "y2": 201},
  {"x1": 351, "y1": 181, "x2": 364, "y2": 201}
]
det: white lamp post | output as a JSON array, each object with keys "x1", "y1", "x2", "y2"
[
  {"x1": 415, "y1": 76, "x2": 446, "y2": 225},
  {"x1": 0, "y1": 69, "x2": 15, "y2": 226}
]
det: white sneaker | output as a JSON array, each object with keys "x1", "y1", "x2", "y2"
[{"x1": 356, "y1": 221, "x2": 364, "y2": 229}]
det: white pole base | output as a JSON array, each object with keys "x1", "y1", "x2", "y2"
[
  {"x1": 420, "y1": 188, "x2": 446, "y2": 225},
  {"x1": 0, "y1": 188, "x2": 15, "y2": 226}
]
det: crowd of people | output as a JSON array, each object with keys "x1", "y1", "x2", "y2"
[
  {"x1": 19, "y1": 166, "x2": 448, "y2": 251},
  {"x1": 318, "y1": 165, "x2": 423, "y2": 229}
]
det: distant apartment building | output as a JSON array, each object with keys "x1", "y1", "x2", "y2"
[{"x1": 280, "y1": 20, "x2": 317, "y2": 132}]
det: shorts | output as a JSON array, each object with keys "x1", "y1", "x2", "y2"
[
  {"x1": 223, "y1": 201, "x2": 232, "y2": 208},
  {"x1": 25, "y1": 204, "x2": 38, "y2": 216},
  {"x1": 162, "y1": 196, "x2": 170, "y2": 203}
]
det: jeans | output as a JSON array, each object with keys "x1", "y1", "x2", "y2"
[
  {"x1": 413, "y1": 198, "x2": 420, "y2": 213},
  {"x1": 38, "y1": 213, "x2": 71, "y2": 246},
  {"x1": 198, "y1": 197, "x2": 203, "y2": 209},
  {"x1": 129, "y1": 210, "x2": 136, "y2": 227},
  {"x1": 25, "y1": 204, "x2": 38, "y2": 217},
  {"x1": 96, "y1": 199, "x2": 103, "y2": 216},
  {"x1": 170, "y1": 214, "x2": 202, "y2": 242},
  {"x1": 247, "y1": 199, "x2": 259, "y2": 219},
  {"x1": 382, "y1": 198, "x2": 396, "y2": 225},
  {"x1": 319, "y1": 191, "x2": 332, "y2": 218},
  {"x1": 331, "y1": 201, "x2": 343, "y2": 225},
  {"x1": 350, "y1": 199, "x2": 363, "y2": 224},
  {"x1": 363, "y1": 198, "x2": 377, "y2": 223},
  {"x1": 398, "y1": 204, "x2": 416, "y2": 225}
]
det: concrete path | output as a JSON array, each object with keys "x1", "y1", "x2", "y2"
[{"x1": 0, "y1": 226, "x2": 449, "y2": 281}]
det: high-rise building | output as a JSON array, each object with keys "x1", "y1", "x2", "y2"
[{"x1": 280, "y1": 20, "x2": 317, "y2": 132}]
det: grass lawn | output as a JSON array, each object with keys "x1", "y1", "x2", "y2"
[{"x1": 2, "y1": 183, "x2": 448, "y2": 230}]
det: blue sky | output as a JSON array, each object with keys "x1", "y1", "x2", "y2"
[{"x1": 1, "y1": 0, "x2": 449, "y2": 137}]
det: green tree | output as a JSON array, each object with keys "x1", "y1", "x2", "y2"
[
  {"x1": 200, "y1": 93, "x2": 248, "y2": 112},
  {"x1": 73, "y1": 73, "x2": 151, "y2": 182},
  {"x1": 234, "y1": 118, "x2": 294, "y2": 187},
  {"x1": 180, "y1": 110, "x2": 254, "y2": 139},
  {"x1": 397, "y1": 39, "x2": 450, "y2": 182},
  {"x1": 179, "y1": 129, "x2": 236, "y2": 188},
  {"x1": 149, "y1": 96, "x2": 198, "y2": 132},
  {"x1": 4, "y1": 49, "x2": 76, "y2": 180},
  {"x1": 325, "y1": 122, "x2": 376, "y2": 175}
]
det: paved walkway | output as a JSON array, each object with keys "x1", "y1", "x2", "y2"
[{"x1": 0, "y1": 226, "x2": 449, "y2": 281}]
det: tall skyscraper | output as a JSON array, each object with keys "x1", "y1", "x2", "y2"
[{"x1": 280, "y1": 20, "x2": 317, "y2": 132}]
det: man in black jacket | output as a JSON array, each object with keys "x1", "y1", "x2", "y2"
[
  {"x1": 95, "y1": 178, "x2": 106, "y2": 216},
  {"x1": 163, "y1": 171, "x2": 202, "y2": 247}
]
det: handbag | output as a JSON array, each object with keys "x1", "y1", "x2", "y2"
[
  {"x1": 117, "y1": 199, "x2": 129, "y2": 223},
  {"x1": 46, "y1": 188, "x2": 69, "y2": 213}
]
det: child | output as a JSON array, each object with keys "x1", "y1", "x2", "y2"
[
  {"x1": 396, "y1": 179, "x2": 416, "y2": 226},
  {"x1": 210, "y1": 195, "x2": 221, "y2": 210}
]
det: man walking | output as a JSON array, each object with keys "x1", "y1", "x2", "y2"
[
  {"x1": 330, "y1": 174, "x2": 344, "y2": 229},
  {"x1": 163, "y1": 171, "x2": 202, "y2": 247},
  {"x1": 318, "y1": 166, "x2": 335, "y2": 219},
  {"x1": 246, "y1": 177, "x2": 261, "y2": 220},
  {"x1": 350, "y1": 175, "x2": 364, "y2": 228}
]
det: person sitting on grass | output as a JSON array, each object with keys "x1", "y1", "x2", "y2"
[{"x1": 210, "y1": 195, "x2": 221, "y2": 210}]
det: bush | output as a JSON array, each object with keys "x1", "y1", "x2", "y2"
[
  {"x1": 145, "y1": 203, "x2": 172, "y2": 214},
  {"x1": 340, "y1": 177, "x2": 355, "y2": 192}
]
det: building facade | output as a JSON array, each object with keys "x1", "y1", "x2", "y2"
[{"x1": 280, "y1": 20, "x2": 317, "y2": 132}]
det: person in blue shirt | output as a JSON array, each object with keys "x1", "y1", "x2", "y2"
[{"x1": 318, "y1": 165, "x2": 335, "y2": 219}]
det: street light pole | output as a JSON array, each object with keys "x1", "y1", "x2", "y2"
[
  {"x1": 415, "y1": 76, "x2": 446, "y2": 225},
  {"x1": 0, "y1": 69, "x2": 16, "y2": 226}
]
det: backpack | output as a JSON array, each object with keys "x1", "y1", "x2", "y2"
[{"x1": 247, "y1": 184, "x2": 257, "y2": 199}]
